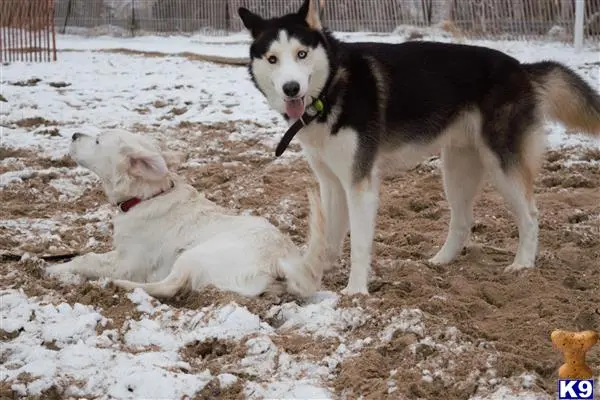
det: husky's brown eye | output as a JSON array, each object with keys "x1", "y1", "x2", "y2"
[
  {"x1": 297, "y1": 50, "x2": 308, "y2": 59},
  {"x1": 267, "y1": 55, "x2": 278, "y2": 64}
]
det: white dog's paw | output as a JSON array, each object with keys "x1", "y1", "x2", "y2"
[
  {"x1": 504, "y1": 263, "x2": 533, "y2": 273},
  {"x1": 45, "y1": 262, "x2": 84, "y2": 284},
  {"x1": 46, "y1": 262, "x2": 73, "y2": 276},
  {"x1": 341, "y1": 285, "x2": 369, "y2": 296},
  {"x1": 265, "y1": 280, "x2": 287, "y2": 297}
]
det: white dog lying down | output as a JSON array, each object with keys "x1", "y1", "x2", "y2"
[{"x1": 46, "y1": 129, "x2": 325, "y2": 298}]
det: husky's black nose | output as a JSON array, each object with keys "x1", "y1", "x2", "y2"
[
  {"x1": 72, "y1": 132, "x2": 83, "y2": 141},
  {"x1": 283, "y1": 81, "x2": 300, "y2": 97}
]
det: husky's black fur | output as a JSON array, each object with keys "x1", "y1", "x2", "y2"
[{"x1": 240, "y1": 2, "x2": 600, "y2": 181}]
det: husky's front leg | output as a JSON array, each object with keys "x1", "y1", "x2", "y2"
[
  {"x1": 342, "y1": 173, "x2": 380, "y2": 295},
  {"x1": 46, "y1": 251, "x2": 118, "y2": 280}
]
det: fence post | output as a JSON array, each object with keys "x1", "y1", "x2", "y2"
[
  {"x1": 130, "y1": 0, "x2": 136, "y2": 37},
  {"x1": 51, "y1": 0, "x2": 57, "y2": 61},
  {"x1": 62, "y1": 0, "x2": 72, "y2": 34},
  {"x1": 574, "y1": 0, "x2": 584, "y2": 52}
]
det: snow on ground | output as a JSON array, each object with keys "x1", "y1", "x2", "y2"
[
  {"x1": 1, "y1": 284, "x2": 366, "y2": 398},
  {"x1": 2, "y1": 290, "x2": 213, "y2": 399},
  {"x1": 1, "y1": 31, "x2": 598, "y2": 399},
  {"x1": 1, "y1": 32, "x2": 598, "y2": 160}
]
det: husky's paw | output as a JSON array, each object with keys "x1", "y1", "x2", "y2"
[
  {"x1": 323, "y1": 252, "x2": 341, "y2": 272},
  {"x1": 428, "y1": 250, "x2": 458, "y2": 265},
  {"x1": 341, "y1": 285, "x2": 369, "y2": 296},
  {"x1": 504, "y1": 262, "x2": 534, "y2": 273}
]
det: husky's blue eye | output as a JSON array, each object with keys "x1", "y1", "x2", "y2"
[
  {"x1": 297, "y1": 50, "x2": 308, "y2": 59},
  {"x1": 267, "y1": 55, "x2": 278, "y2": 64}
]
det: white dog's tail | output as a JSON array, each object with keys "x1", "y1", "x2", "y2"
[
  {"x1": 112, "y1": 270, "x2": 189, "y2": 299},
  {"x1": 279, "y1": 189, "x2": 327, "y2": 297}
]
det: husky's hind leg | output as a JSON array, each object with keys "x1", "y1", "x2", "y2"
[{"x1": 430, "y1": 146, "x2": 484, "y2": 265}]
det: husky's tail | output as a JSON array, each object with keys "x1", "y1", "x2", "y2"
[
  {"x1": 278, "y1": 189, "x2": 326, "y2": 298},
  {"x1": 113, "y1": 270, "x2": 189, "y2": 299},
  {"x1": 524, "y1": 61, "x2": 600, "y2": 136}
]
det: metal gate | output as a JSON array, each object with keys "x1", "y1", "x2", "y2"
[{"x1": 0, "y1": 0, "x2": 57, "y2": 62}]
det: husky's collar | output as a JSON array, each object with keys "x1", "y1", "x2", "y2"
[
  {"x1": 117, "y1": 180, "x2": 175, "y2": 213},
  {"x1": 275, "y1": 97, "x2": 325, "y2": 157}
]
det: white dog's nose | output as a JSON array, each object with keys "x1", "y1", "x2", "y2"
[{"x1": 72, "y1": 133, "x2": 83, "y2": 141}]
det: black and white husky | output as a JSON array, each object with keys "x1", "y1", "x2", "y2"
[{"x1": 239, "y1": 0, "x2": 600, "y2": 295}]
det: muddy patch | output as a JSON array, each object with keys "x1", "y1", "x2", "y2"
[{"x1": 1, "y1": 121, "x2": 598, "y2": 399}]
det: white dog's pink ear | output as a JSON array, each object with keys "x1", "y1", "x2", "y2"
[{"x1": 128, "y1": 151, "x2": 169, "y2": 181}]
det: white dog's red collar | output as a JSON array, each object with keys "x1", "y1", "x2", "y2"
[{"x1": 117, "y1": 181, "x2": 174, "y2": 213}]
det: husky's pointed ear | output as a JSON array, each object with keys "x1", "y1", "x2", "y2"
[
  {"x1": 298, "y1": 0, "x2": 322, "y2": 30},
  {"x1": 238, "y1": 7, "x2": 265, "y2": 38}
]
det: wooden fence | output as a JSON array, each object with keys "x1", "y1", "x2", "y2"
[
  {"x1": 0, "y1": 0, "x2": 57, "y2": 62},
  {"x1": 53, "y1": 0, "x2": 600, "y2": 42}
]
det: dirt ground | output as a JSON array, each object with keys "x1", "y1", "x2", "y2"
[{"x1": 1, "y1": 121, "x2": 599, "y2": 399}]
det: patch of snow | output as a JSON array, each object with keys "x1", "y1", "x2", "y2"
[
  {"x1": 245, "y1": 380, "x2": 332, "y2": 400},
  {"x1": 240, "y1": 336, "x2": 280, "y2": 376},
  {"x1": 380, "y1": 308, "x2": 425, "y2": 341},
  {"x1": 1, "y1": 289, "x2": 211, "y2": 399},
  {"x1": 124, "y1": 301, "x2": 273, "y2": 352},
  {"x1": 49, "y1": 177, "x2": 87, "y2": 200},
  {"x1": 127, "y1": 287, "x2": 159, "y2": 315},
  {"x1": 241, "y1": 335, "x2": 334, "y2": 399},
  {"x1": 217, "y1": 373, "x2": 238, "y2": 388},
  {"x1": 192, "y1": 303, "x2": 273, "y2": 340},
  {"x1": 267, "y1": 291, "x2": 367, "y2": 338},
  {"x1": 520, "y1": 373, "x2": 537, "y2": 389},
  {"x1": 0, "y1": 219, "x2": 64, "y2": 249}
]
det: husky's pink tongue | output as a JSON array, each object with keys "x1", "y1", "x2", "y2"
[{"x1": 285, "y1": 98, "x2": 305, "y2": 120}]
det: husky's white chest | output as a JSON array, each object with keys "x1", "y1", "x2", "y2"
[{"x1": 296, "y1": 122, "x2": 360, "y2": 183}]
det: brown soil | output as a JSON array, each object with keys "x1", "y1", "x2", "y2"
[
  {"x1": 271, "y1": 334, "x2": 340, "y2": 361},
  {"x1": 9, "y1": 78, "x2": 42, "y2": 87},
  {"x1": 1, "y1": 121, "x2": 598, "y2": 399},
  {"x1": 0, "y1": 146, "x2": 34, "y2": 160},
  {"x1": 60, "y1": 48, "x2": 249, "y2": 66},
  {"x1": 180, "y1": 337, "x2": 248, "y2": 376},
  {"x1": 12, "y1": 117, "x2": 57, "y2": 128},
  {"x1": 73, "y1": 282, "x2": 144, "y2": 333},
  {"x1": 193, "y1": 377, "x2": 245, "y2": 400}
]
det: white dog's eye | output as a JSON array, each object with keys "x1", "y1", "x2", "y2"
[
  {"x1": 267, "y1": 55, "x2": 278, "y2": 64},
  {"x1": 297, "y1": 50, "x2": 308, "y2": 59},
  {"x1": 95, "y1": 138, "x2": 100, "y2": 144}
]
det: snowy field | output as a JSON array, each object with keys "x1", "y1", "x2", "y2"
[{"x1": 1, "y1": 31, "x2": 599, "y2": 400}]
